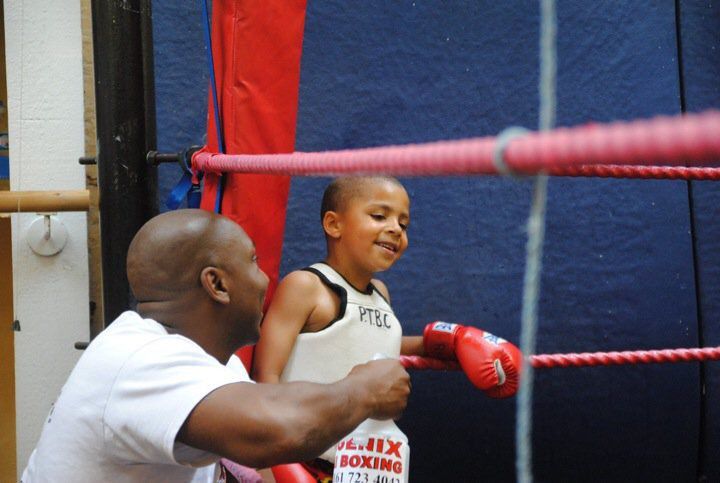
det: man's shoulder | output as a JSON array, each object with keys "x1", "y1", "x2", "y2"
[
  {"x1": 94, "y1": 311, "x2": 172, "y2": 346},
  {"x1": 84, "y1": 311, "x2": 203, "y2": 370},
  {"x1": 106, "y1": 310, "x2": 164, "y2": 332}
]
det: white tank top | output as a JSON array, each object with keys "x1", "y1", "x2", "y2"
[
  {"x1": 280, "y1": 263, "x2": 403, "y2": 462},
  {"x1": 280, "y1": 263, "x2": 403, "y2": 384}
]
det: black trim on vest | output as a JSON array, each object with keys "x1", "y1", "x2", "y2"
[
  {"x1": 302, "y1": 267, "x2": 348, "y2": 330},
  {"x1": 368, "y1": 281, "x2": 390, "y2": 305},
  {"x1": 316, "y1": 262, "x2": 374, "y2": 295}
]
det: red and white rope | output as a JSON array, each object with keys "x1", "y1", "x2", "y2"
[{"x1": 193, "y1": 111, "x2": 720, "y2": 178}]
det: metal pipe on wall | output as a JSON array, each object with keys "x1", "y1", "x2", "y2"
[{"x1": 91, "y1": 0, "x2": 157, "y2": 325}]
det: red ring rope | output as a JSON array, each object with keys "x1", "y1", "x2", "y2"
[
  {"x1": 193, "y1": 111, "x2": 720, "y2": 177},
  {"x1": 548, "y1": 164, "x2": 720, "y2": 180},
  {"x1": 400, "y1": 346, "x2": 720, "y2": 371}
]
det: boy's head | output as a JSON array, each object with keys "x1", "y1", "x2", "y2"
[
  {"x1": 320, "y1": 176, "x2": 406, "y2": 221},
  {"x1": 321, "y1": 176, "x2": 410, "y2": 274}
]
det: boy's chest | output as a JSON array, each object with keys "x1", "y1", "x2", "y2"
[{"x1": 303, "y1": 283, "x2": 396, "y2": 333}]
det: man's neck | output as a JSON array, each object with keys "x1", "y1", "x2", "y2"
[{"x1": 137, "y1": 302, "x2": 233, "y2": 364}]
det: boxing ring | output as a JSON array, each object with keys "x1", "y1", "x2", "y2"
[
  {"x1": 152, "y1": 0, "x2": 720, "y2": 481},
  {"x1": 193, "y1": 109, "x2": 720, "y2": 482}
]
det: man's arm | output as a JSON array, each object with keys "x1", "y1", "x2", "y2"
[{"x1": 178, "y1": 359, "x2": 410, "y2": 468}]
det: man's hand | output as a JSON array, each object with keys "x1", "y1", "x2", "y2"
[{"x1": 346, "y1": 359, "x2": 411, "y2": 420}]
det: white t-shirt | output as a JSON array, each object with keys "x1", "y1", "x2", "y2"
[{"x1": 21, "y1": 311, "x2": 251, "y2": 483}]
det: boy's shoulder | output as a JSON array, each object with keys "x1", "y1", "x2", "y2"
[
  {"x1": 280, "y1": 269, "x2": 324, "y2": 289},
  {"x1": 272, "y1": 270, "x2": 326, "y2": 313},
  {"x1": 276, "y1": 269, "x2": 340, "y2": 331},
  {"x1": 371, "y1": 278, "x2": 391, "y2": 302},
  {"x1": 280, "y1": 267, "x2": 391, "y2": 302}
]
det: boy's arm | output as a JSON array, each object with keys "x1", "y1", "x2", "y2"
[
  {"x1": 373, "y1": 281, "x2": 521, "y2": 397},
  {"x1": 253, "y1": 271, "x2": 319, "y2": 383},
  {"x1": 373, "y1": 278, "x2": 425, "y2": 356},
  {"x1": 401, "y1": 336, "x2": 425, "y2": 356}
]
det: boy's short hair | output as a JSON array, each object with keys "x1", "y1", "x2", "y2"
[{"x1": 320, "y1": 176, "x2": 403, "y2": 222}]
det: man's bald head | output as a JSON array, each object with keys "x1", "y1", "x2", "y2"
[{"x1": 127, "y1": 209, "x2": 248, "y2": 302}]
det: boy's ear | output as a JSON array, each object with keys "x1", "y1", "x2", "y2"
[
  {"x1": 322, "y1": 211, "x2": 342, "y2": 239},
  {"x1": 199, "y1": 266, "x2": 231, "y2": 304}
]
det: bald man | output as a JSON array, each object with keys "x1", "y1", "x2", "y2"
[{"x1": 21, "y1": 209, "x2": 410, "y2": 483}]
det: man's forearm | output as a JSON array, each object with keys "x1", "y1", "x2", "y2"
[
  {"x1": 178, "y1": 360, "x2": 408, "y2": 468},
  {"x1": 274, "y1": 378, "x2": 374, "y2": 462},
  {"x1": 230, "y1": 378, "x2": 373, "y2": 467}
]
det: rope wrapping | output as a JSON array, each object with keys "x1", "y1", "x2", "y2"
[
  {"x1": 399, "y1": 346, "x2": 720, "y2": 371},
  {"x1": 548, "y1": 164, "x2": 720, "y2": 180},
  {"x1": 530, "y1": 347, "x2": 720, "y2": 368},
  {"x1": 193, "y1": 111, "x2": 720, "y2": 177}
]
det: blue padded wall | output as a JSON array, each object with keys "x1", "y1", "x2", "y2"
[
  {"x1": 680, "y1": 1, "x2": 720, "y2": 481},
  {"x1": 153, "y1": 1, "x2": 207, "y2": 210},
  {"x1": 153, "y1": 1, "x2": 719, "y2": 481}
]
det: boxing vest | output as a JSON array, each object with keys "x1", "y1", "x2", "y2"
[{"x1": 280, "y1": 263, "x2": 403, "y2": 385}]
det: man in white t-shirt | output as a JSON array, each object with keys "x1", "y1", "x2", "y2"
[{"x1": 21, "y1": 209, "x2": 411, "y2": 482}]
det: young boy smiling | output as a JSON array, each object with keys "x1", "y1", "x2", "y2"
[
  {"x1": 253, "y1": 176, "x2": 522, "y2": 478},
  {"x1": 253, "y1": 176, "x2": 417, "y2": 388}
]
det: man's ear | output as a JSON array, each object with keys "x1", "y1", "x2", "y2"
[
  {"x1": 199, "y1": 267, "x2": 230, "y2": 304},
  {"x1": 322, "y1": 211, "x2": 342, "y2": 239}
]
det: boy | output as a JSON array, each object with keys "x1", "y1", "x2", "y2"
[{"x1": 253, "y1": 176, "x2": 521, "y2": 478}]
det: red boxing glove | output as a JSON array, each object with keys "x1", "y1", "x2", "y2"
[{"x1": 423, "y1": 322, "x2": 522, "y2": 398}]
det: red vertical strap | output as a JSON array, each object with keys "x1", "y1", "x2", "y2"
[{"x1": 201, "y1": 0, "x2": 307, "y2": 367}]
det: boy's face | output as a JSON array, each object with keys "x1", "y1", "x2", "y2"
[{"x1": 334, "y1": 180, "x2": 410, "y2": 274}]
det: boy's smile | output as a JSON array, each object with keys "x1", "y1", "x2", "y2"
[{"x1": 376, "y1": 240, "x2": 399, "y2": 254}]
